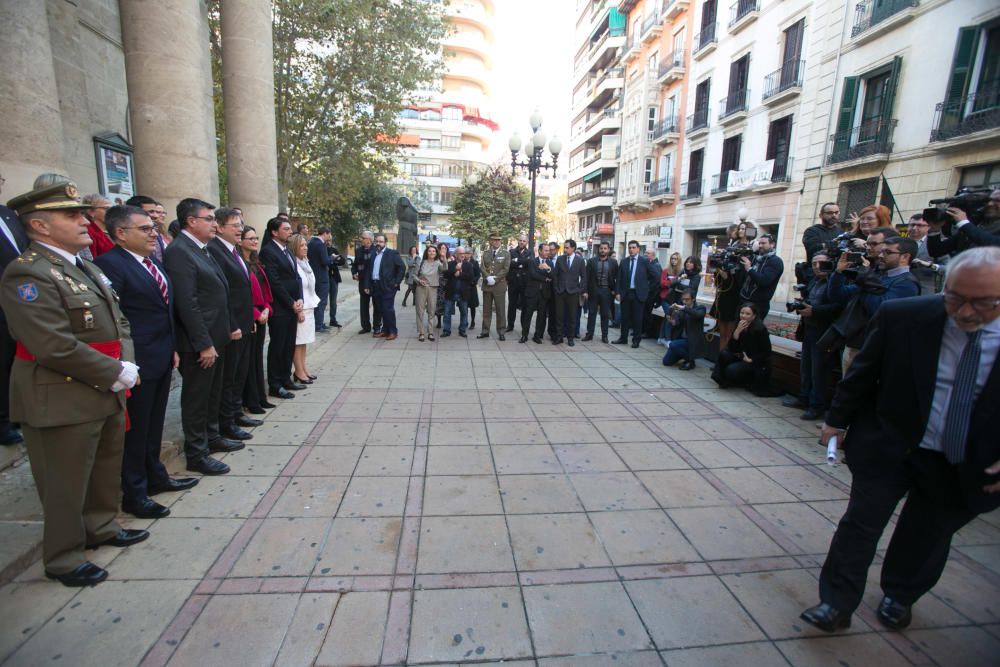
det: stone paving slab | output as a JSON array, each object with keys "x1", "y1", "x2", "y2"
[{"x1": 1, "y1": 292, "x2": 999, "y2": 666}]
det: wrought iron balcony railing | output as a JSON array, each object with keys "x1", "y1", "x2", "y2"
[
  {"x1": 728, "y1": 0, "x2": 759, "y2": 29},
  {"x1": 581, "y1": 188, "x2": 616, "y2": 201},
  {"x1": 828, "y1": 117, "x2": 897, "y2": 165},
  {"x1": 687, "y1": 107, "x2": 710, "y2": 133},
  {"x1": 653, "y1": 116, "x2": 680, "y2": 140},
  {"x1": 719, "y1": 88, "x2": 750, "y2": 120},
  {"x1": 930, "y1": 81, "x2": 1000, "y2": 142},
  {"x1": 680, "y1": 180, "x2": 703, "y2": 200},
  {"x1": 711, "y1": 171, "x2": 734, "y2": 195},
  {"x1": 694, "y1": 24, "x2": 718, "y2": 55},
  {"x1": 762, "y1": 60, "x2": 804, "y2": 100},
  {"x1": 851, "y1": 0, "x2": 918, "y2": 38},
  {"x1": 649, "y1": 178, "x2": 672, "y2": 197}
]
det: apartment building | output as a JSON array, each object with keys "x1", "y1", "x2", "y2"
[
  {"x1": 394, "y1": 0, "x2": 498, "y2": 229},
  {"x1": 566, "y1": 0, "x2": 628, "y2": 253},
  {"x1": 614, "y1": 0, "x2": 694, "y2": 263}
]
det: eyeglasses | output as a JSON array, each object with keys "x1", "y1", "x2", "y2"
[
  {"x1": 943, "y1": 292, "x2": 1000, "y2": 313},
  {"x1": 124, "y1": 224, "x2": 157, "y2": 234},
  {"x1": 243, "y1": 236, "x2": 259, "y2": 242},
  {"x1": 877, "y1": 249, "x2": 901, "y2": 256},
  {"x1": 194, "y1": 215, "x2": 216, "y2": 223}
]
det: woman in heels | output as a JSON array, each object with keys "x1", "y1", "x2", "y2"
[{"x1": 290, "y1": 234, "x2": 319, "y2": 384}]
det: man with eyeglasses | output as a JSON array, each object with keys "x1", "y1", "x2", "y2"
[
  {"x1": 802, "y1": 246, "x2": 1000, "y2": 634},
  {"x1": 125, "y1": 195, "x2": 169, "y2": 262},
  {"x1": 907, "y1": 213, "x2": 947, "y2": 295},
  {"x1": 95, "y1": 205, "x2": 198, "y2": 519}
]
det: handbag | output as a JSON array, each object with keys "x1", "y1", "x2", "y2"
[{"x1": 407, "y1": 259, "x2": 422, "y2": 287}]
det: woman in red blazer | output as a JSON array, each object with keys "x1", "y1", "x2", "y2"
[{"x1": 240, "y1": 226, "x2": 276, "y2": 413}]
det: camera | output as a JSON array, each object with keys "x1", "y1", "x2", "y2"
[
  {"x1": 707, "y1": 245, "x2": 754, "y2": 272},
  {"x1": 786, "y1": 298, "x2": 808, "y2": 313},
  {"x1": 820, "y1": 232, "x2": 859, "y2": 262},
  {"x1": 925, "y1": 186, "x2": 992, "y2": 234}
]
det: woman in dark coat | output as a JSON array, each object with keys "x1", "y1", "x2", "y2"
[
  {"x1": 241, "y1": 226, "x2": 276, "y2": 412},
  {"x1": 711, "y1": 302, "x2": 775, "y2": 395},
  {"x1": 435, "y1": 243, "x2": 451, "y2": 328}
]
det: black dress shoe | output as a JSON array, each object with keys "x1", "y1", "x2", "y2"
[
  {"x1": 459, "y1": 332, "x2": 467, "y2": 337},
  {"x1": 294, "y1": 376, "x2": 314, "y2": 385},
  {"x1": 476, "y1": 333, "x2": 490, "y2": 339},
  {"x1": 269, "y1": 388, "x2": 294, "y2": 399},
  {"x1": 567, "y1": 338, "x2": 575, "y2": 347},
  {"x1": 532, "y1": 336, "x2": 542, "y2": 344},
  {"x1": 800, "y1": 603, "x2": 852, "y2": 632},
  {"x1": 800, "y1": 408, "x2": 824, "y2": 421},
  {"x1": 613, "y1": 337, "x2": 628, "y2": 344},
  {"x1": 220, "y1": 427, "x2": 253, "y2": 441},
  {"x1": 441, "y1": 331, "x2": 451, "y2": 337},
  {"x1": 122, "y1": 497, "x2": 170, "y2": 519},
  {"x1": 46, "y1": 561, "x2": 108, "y2": 587},
  {"x1": 285, "y1": 381, "x2": 307, "y2": 391},
  {"x1": 498, "y1": 334, "x2": 505, "y2": 341},
  {"x1": 331, "y1": 321, "x2": 342, "y2": 328},
  {"x1": 358, "y1": 328, "x2": 371, "y2": 335},
  {"x1": 601, "y1": 336, "x2": 609, "y2": 343},
  {"x1": 679, "y1": 360, "x2": 696, "y2": 370},
  {"x1": 631, "y1": 340, "x2": 640, "y2": 348},
  {"x1": 876, "y1": 596, "x2": 912, "y2": 630},
  {"x1": 0, "y1": 426, "x2": 24, "y2": 445},
  {"x1": 236, "y1": 415, "x2": 264, "y2": 427},
  {"x1": 187, "y1": 456, "x2": 231, "y2": 475},
  {"x1": 148, "y1": 477, "x2": 199, "y2": 495},
  {"x1": 89, "y1": 528, "x2": 150, "y2": 548},
  {"x1": 782, "y1": 396, "x2": 806, "y2": 408},
  {"x1": 261, "y1": 401, "x2": 278, "y2": 409},
  {"x1": 552, "y1": 337, "x2": 563, "y2": 345},
  {"x1": 581, "y1": 333, "x2": 594, "y2": 342},
  {"x1": 210, "y1": 437, "x2": 246, "y2": 452},
  {"x1": 245, "y1": 406, "x2": 266, "y2": 415},
  {"x1": 505, "y1": 326, "x2": 515, "y2": 332},
  {"x1": 519, "y1": 336, "x2": 528, "y2": 343}
]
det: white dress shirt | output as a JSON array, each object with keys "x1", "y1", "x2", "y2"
[{"x1": 182, "y1": 229, "x2": 207, "y2": 250}]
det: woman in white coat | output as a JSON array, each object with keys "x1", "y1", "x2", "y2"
[{"x1": 290, "y1": 233, "x2": 320, "y2": 384}]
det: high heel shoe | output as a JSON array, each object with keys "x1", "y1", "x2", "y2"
[
  {"x1": 293, "y1": 376, "x2": 314, "y2": 385},
  {"x1": 307, "y1": 374, "x2": 317, "y2": 380}
]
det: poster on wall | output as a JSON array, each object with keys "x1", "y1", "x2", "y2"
[{"x1": 93, "y1": 133, "x2": 136, "y2": 203}]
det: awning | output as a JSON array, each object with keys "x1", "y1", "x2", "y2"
[{"x1": 583, "y1": 168, "x2": 603, "y2": 182}]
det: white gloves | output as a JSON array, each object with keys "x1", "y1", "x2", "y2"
[
  {"x1": 486, "y1": 276, "x2": 496, "y2": 286},
  {"x1": 111, "y1": 361, "x2": 140, "y2": 392}
]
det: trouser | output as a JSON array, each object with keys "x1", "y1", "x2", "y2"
[
  {"x1": 587, "y1": 287, "x2": 613, "y2": 337},
  {"x1": 328, "y1": 280, "x2": 340, "y2": 324},
  {"x1": 373, "y1": 282, "x2": 398, "y2": 335},
  {"x1": 555, "y1": 292, "x2": 579, "y2": 341},
  {"x1": 243, "y1": 323, "x2": 267, "y2": 410},
  {"x1": 507, "y1": 275, "x2": 526, "y2": 329},
  {"x1": 842, "y1": 346, "x2": 861, "y2": 376},
  {"x1": 359, "y1": 285, "x2": 382, "y2": 331},
  {"x1": 662, "y1": 339, "x2": 690, "y2": 366},
  {"x1": 267, "y1": 315, "x2": 296, "y2": 390},
  {"x1": 712, "y1": 349, "x2": 770, "y2": 394},
  {"x1": 121, "y1": 369, "x2": 171, "y2": 504},
  {"x1": 23, "y1": 412, "x2": 125, "y2": 574},
  {"x1": 521, "y1": 292, "x2": 549, "y2": 339},
  {"x1": 444, "y1": 296, "x2": 468, "y2": 334},
  {"x1": 179, "y1": 345, "x2": 226, "y2": 461},
  {"x1": 402, "y1": 284, "x2": 415, "y2": 306},
  {"x1": 620, "y1": 290, "x2": 645, "y2": 342},
  {"x1": 800, "y1": 326, "x2": 832, "y2": 410},
  {"x1": 0, "y1": 320, "x2": 14, "y2": 431},
  {"x1": 547, "y1": 297, "x2": 558, "y2": 339},
  {"x1": 481, "y1": 287, "x2": 506, "y2": 334},
  {"x1": 819, "y1": 450, "x2": 978, "y2": 613},
  {"x1": 315, "y1": 280, "x2": 330, "y2": 329},
  {"x1": 220, "y1": 335, "x2": 252, "y2": 429},
  {"x1": 414, "y1": 284, "x2": 437, "y2": 336}
]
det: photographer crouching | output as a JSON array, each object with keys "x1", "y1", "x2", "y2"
[
  {"x1": 926, "y1": 188, "x2": 1000, "y2": 258},
  {"x1": 737, "y1": 234, "x2": 784, "y2": 322}
]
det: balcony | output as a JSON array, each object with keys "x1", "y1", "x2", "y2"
[
  {"x1": 680, "y1": 180, "x2": 703, "y2": 204},
  {"x1": 930, "y1": 82, "x2": 1000, "y2": 147},
  {"x1": 657, "y1": 49, "x2": 687, "y2": 86},
  {"x1": 687, "y1": 108, "x2": 710, "y2": 140},
  {"x1": 754, "y1": 157, "x2": 794, "y2": 193},
  {"x1": 851, "y1": 0, "x2": 918, "y2": 42},
  {"x1": 762, "y1": 60, "x2": 804, "y2": 106},
  {"x1": 728, "y1": 0, "x2": 759, "y2": 34},
  {"x1": 663, "y1": 0, "x2": 690, "y2": 20},
  {"x1": 718, "y1": 88, "x2": 749, "y2": 125},
  {"x1": 652, "y1": 116, "x2": 680, "y2": 145},
  {"x1": 693, "y1": 24, "x2": 718, "y2": 60},
  {"x1": 567, "y1": 187, "x2": 616, "y2": 214},
  {"x1": 649, "y1": 177, "x2": 674, "y2": 202},
  {"x1": 617, "y1": 183, "x2": 653, "y2": 211},
  {"x1": 827, "y1": 117, "x2": 897, "y2": 167},
  {"x1": 711, "y1": 171, "x2": 740, "y2": 200},
  {"x1": 623, "y1": 34, "x2": 642, "y2": 63},
  {"x1": 641, "y1": 11, "x2": 662, "y2": 44}
]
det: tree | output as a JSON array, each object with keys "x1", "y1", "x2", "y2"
[{"x1": 449, "y1": 165, "x2": 533, "y2": 248}]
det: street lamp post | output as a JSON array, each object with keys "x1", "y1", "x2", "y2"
[{"x1": 509, "y1": 109, "x2": 562, "y2": 251}]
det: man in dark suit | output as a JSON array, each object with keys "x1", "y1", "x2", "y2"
[
  {"x1": 308, "y1": 227, "x2": 333, "y2": 332},
  {"x1": 363, "y1": 233, "x2": 406, "y2": 341},
  {"x1": 614, "y1": 240, "x2": 659, "y2": 348},
  {"x1": 95, "y1": 206, "x2": 198, "y2": 517},
  {"x1": 208, "y1": 208, "x2": 260, "y2": 441},
  {"x1": 352, "y1": 231, "x2": 380, "y2": 334},
  {"x1": 327, "y1": 240, "x2": 344, "y2": 328},
  {"x1": 506, "y1": 234, "x2": 531, "y2": 332},
  {"x1": 442, "y1": 247, "x2": 476, "y2": 337},
  {"x1": 551, "y1": 239, "x2": 586, "y2": 346},
  {"x1": 520, "y1": 243, "x2": 553, "y2": 344},
  {"x1": 163, "y1": 198, "x2": 240, "y2": 476},
  {"x1": 0, "y1": 176, "x2": 29, "y2": 445},
  {"x1": 802, "y1": 247, "x2": 1000, "y2": 633},
  {"x1": 583, "y1": 241, "x2": 618, "y2": 343},
  {"x1": 260, "y1": 217, "x2": 303, "y2": 398}
]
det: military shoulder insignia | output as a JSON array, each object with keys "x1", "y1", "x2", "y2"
[
  {"x1": 16, "y1": 283, "x2": 39, "y2": 302},
  {"x1": 50, "y1": 268, "x2": 64, "y2": 281}
]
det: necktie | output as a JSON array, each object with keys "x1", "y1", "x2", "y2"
[
  {"x1": 941, "y1": 329, "x2": 983, "y2": 463},
  {"x1": 143, "y1": 257, "x2": 169, "y2": 303},
  {"x1": 630, "y1": 257, "x2": 637, "y2": 288},
  {"x1": 232, "y1": 246, "x2": 248, "y2": 277},
  {"x1": 284, "y1": 247, "x2": 295, "y2": 270}
]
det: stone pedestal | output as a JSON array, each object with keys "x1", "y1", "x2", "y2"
[
  {"x1": 120, "y1": 0, "x2": 220, "y2": 216},
  {"x1": 221, "y1": 0, "x2": 279, "y2": 227},
  {"x1": 0, "y1": 1, "x2": 67, "y2": 194}
]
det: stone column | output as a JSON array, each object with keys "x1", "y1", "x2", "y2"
[
  {"x1": 120, "y1": 0, "x2": 220, "y2": 215},
  {"x1": 221, "y1": 0, "x2": 279, "y2": 226},
  {"x1": 0, "y1": 1, "x2": 68, "y2": 194}
]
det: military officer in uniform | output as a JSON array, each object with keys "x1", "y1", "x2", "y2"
[
  {"x1": 0, "y1": 180, "x2": 146, "y2": 587},
  {"x1": 477, "y1": 232, "x2": 511, "y2": 340}
]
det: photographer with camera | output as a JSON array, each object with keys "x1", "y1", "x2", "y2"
[
  {"x1": 661, "y1": 290, "x2": 706, "y2": 370},
  {"x1": 926, "y1": 188, "x2": 1000, "y2": 258},
  {"x1": 826, "y1": 230, "x2": 920, "y2": 373},
  {"x1": 907, "y1": 213, "x2": 948, "y2": 295},
  {"x1": 710, "y1": 223, "x2": 754, "y2": 348},
  {"x1": 738, "y1": 234, "x2": 784, "y2": 322}
]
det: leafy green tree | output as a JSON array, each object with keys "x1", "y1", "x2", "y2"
[{"x1": 449, "y1": 165, "x2": 533, "y2": 248}]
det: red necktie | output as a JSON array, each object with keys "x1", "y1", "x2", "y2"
[{"x1": 143, "y1": 257, "x2": 169, "y2": 303}]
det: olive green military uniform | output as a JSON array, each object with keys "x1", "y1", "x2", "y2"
[
  {"x1": 0, "y1": 187, "x2": 134, "y2": 575},
  {"x1": 480, "y1": 243, "x2": 510, "y2": 335}
]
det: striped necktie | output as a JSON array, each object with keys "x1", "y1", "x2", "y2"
[
  {"x1": 143, "y1": 257, "x2": 169, "y2": 303},
  {"x1": 941, "y1": 329, "x2": 983, "y2": 464}
]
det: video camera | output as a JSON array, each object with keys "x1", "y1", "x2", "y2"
[
  {"x1": 923, "y1": 186, "x2": 992, "y2": 235},
  {"x1": 707, "y1": 245, "x2": 754, "y2": 272}
]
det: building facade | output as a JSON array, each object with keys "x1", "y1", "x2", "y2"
[{"x1": 394, "y1": 0, "x2": 498, "y2": 232}]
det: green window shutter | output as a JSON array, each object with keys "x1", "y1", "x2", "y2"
[
  {"x1": 834, "y1": 77, "x2": 860, "y2": 158},
  {"x1": 881, "y1": 56, "x2": 903, "y2": 121},
  {"x1": 945, "y1": 27, "x2": 979, "y2": 104}
]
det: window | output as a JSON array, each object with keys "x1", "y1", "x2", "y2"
[
  {"x1": 718, "y1": 135, "x2": 742, "y2": 190},
  {"x1": 644, "y1": 157, "x2": 654, "y2": 185},
  {"x1": 831, "y1": 57, "x2": 901, "y2": 162},
  {"x1": 960, "y1": 161, "x2": 1000, "y2": 188},
  {"x1": 687, "y1": 148, "x2": 704, "y2": 196},
  {"x1": 647, "y1": 106, "x2": 658, "y2": 133},
  {"x1": 648, "y1": 52, "x2": 659, "y2": 73},
  {"x1": 399, "y1": 109, "x2": 419, "y2": 120},
  {"x1": 442, "y1": 134, "x2": 461, "y2": 149},
  {"x1": 419, "y1": 110, "x2": 441, "y2": 121},
  {"x1": 632, "y1": 18, "x2": 641, "y2": 41},
  {"x1": 662, "y1": 96, "x2": 676, "y2": 125},
  {"x1": 443, "y1": 106, "x2": 463, "y2": 121},
  {"x1": 657, "y1": 154, "x2": 671, "y2": 182},
  {"x1": 766, "y1": 116, "x2": 793, "y2": 180},
  {"x1": 836, "y1": 178, "x2": 879, "y2": 217},
  {"x1": 693, "y1": 79, "x2": 711, "y2": 127},
  {"x1": 934, "y1": 23, "x2": 1000, "y2": 140},
  {"x1": 726, "y1": 54, "x2": 750, "y2": 114},
  {"x1": 441, "y1": 191, "x2": 455, "y2": 206},
  {"x1": 701, "y1": 0, "x2": 717, "y2": 30},
  {"x1": 419, "y1": 137, "x2": 441, "y2": 150}
]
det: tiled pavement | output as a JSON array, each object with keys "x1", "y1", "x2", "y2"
[{"x1": 2, "y1": 295, "x2": 999, "y2": 666}]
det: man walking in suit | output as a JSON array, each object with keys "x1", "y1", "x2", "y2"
[
  {"x1": 443, "y1": 247, "x2": 475, "y2": 338},
  {"x1": 583, "y1": 241, "x2": 617, "y2": 343},
  {"x1": 352, "y1": 231, "x2": 380, "y2": 334},
  {"x1": 327, "y1": 240, "x2": 344, "y2": 328},
  {"x1": 208, "y1": 208, "x2": 260, "y2": 442},
  {"x1": 164, "y1": 198, "x2": 241, "y2": 477},
  {"x1": 95, "y1": 205, "x2": 198, "y2": 519},
  {"x1": 478, "y1": 233, "x2": 510, "y2": 340},
  {"x1": 363, "y1": 233, "x2": 406, "y2": 340},
  {"x1": 801, "y1": 247, "x2": 1000, "y2": 632},
  {"x1": 520, "y1": 243, "x2": 553, "y2": 344},
  {"x1": 308, "y1": 227, "x2": 334, "y2": 331},
  {"x1": 506, "y1": 234, "x2": 531, "y2": 332},
  {"x1": 0, "y1": 173, "x2": 28, "y2": 445},
  {"x1": 615, "y1": 240, "x2": 659, "y2": 348},
  {"x1": 260, "y1": 217, "x2": 304, "y2": 398},
  {"x1": 552, "y1": 239, "x2": 587, "y2": 347}
]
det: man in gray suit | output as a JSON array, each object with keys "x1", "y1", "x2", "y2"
[{"x1": 552, "y1": 239, "x2": 587, "y2": 347}]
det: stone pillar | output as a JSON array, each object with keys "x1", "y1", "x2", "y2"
[
  {"x1": 120, "y1": 0, "x2": 220, "y2": 216},
  {"x1": 0, "y1": 1, "x2": 68, "y2": 194},
  {"x1": 221, "y1": 0, "x2": 279, "y2": 226}
]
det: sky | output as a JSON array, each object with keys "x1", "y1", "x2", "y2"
[{"x1": 486, "y1": 0, "x2": 575, "y2": 168}]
